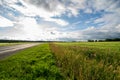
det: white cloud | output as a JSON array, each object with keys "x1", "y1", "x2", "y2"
[
  {"x1": 94, "y1": 18, "x2": 104, "y2": 24},
  {"x1": 0, "y1": 16, "x2": 71, "y2": 40},
  {"x1": 44, "y1": 18, "x2": 68, "y2": 26},
  {"x1": 8, "y1": 0, "x2": 69, "y2": 26},
  {"x1": 84, "y1": 8, "x2": 92, "y2": 13},
  {"x1": 0, "y1": 0, "x2": 2, "y2": 5},
  {"x1": 0, "y1": 0, "x2": 120, "y2": 41},
  {"x1": 22, "y1": 0, "x2": 85, "y2": 17},
  {"x1": 0, "y1": 16, "x2": 14, "y2": 27},
  {"x1": 15, "y1": 17, "x2": 41, "y2": 35}
]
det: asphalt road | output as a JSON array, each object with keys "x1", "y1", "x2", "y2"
[{"x1": 0, "y1": 43, "x2": 41, "y2": 59}]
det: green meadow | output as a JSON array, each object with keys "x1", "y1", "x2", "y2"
[
  {"x1": 0, "y1": 44, "x2": 63, "y2": 80},
  {"x1": 0, "y1": 42, "x2": 120, "y2": 80}
]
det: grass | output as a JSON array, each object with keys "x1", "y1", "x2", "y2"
[
  {"x1": 49, "y1": 42, "x2": 120, "y2": 80},
  {"x1": 0, "y1": 44, "x2": 63, "y2": 80},
  {"x1": 0, "y1": 42, "x2": 120, "y2": 80}
]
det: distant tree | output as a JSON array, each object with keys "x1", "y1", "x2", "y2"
[
  {"x1": 114, "y1": 38, "x2": 120, "y2": 41},
  {"x1": 98, "y1": 40, "x2": 105, "y2": 42},
  {"x1": 105, "y1": 38, "x2": 120, "y2": 41},
  {"x1": 105, "y1": 39, "x2": 112, "y2": 41},
  {"x1": 95, "y1": 40, "x2": 97, "y2": 42},
  {"x1": 88, "y1": 40, "x2": 94, "y2": 42}
]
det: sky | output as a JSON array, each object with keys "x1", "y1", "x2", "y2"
[{"x1": 0, "y1": 0, "x2": 120, "y2": 41}]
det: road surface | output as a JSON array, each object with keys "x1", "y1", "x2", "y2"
[{"x1": 0, "y1": 43, "x2": 41, "y2": 59}]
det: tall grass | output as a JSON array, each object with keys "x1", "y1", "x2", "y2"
[
  {"x1": 0, "y1": 44, "x2": 63, "y2": 80},
  {"x1": 49, "y1": 42, "x2": 120, "y2": 80}
]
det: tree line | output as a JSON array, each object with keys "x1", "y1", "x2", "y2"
[{"x1": 88, "y1": 38, "x2": 120, "y2": 42}]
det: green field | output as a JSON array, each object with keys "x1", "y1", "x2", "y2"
[
  {"x1": 0, "y1": 42, "x2": 120, "y2": 80},
  {"x1": 50, "y1": 42, "x2": 120, "y2": 80}
]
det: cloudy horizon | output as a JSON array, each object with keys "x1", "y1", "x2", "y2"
[{"x1": 0, "y1": 0, "x2": 120, "y2": 41}]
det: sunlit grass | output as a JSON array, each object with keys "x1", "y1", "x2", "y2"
[{"x1": 0, "y1": 44, "x2": 63, "y2": 80}]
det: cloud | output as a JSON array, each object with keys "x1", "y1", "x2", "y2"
[
  {"x1": 0, "y1": 0, "x2": 120, "y2": 41},
  {"x1": 84, "y1": 8, "x2": 92, "y2": 13},
  {"x1": 92, "y1": 0, "x2": 119, "y2": 12},
  {"x1": 2, "y1": 0, "x2": 68, "y2": 26},
  {"x1": 77, "y1": 0, "x2": 120, "y2": 40},
  {"x1": 23, "y1": 0, "x2": 85, "y2": 17},
  {"x1": 82, "y1": 25, "x2": 120, "y2": 39},
  {"x1": 0, "y1": 16, "x2": 14, "y2": 27},
  {"x1": 24, "y1": 0, "x2": 62, "y2": 12},
  {"x1": 0, "y1": 16, "x2": 71, "y2": 41},
  {"x1": 44, "y1": 18, "x2": 68, "y2": 26}
]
